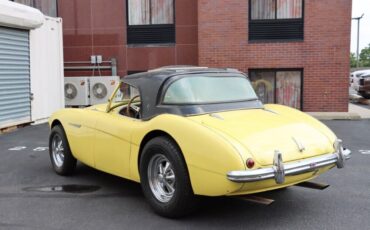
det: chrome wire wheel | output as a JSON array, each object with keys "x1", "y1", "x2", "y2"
[
  {"x1": 147, "y1": 154, "x2": 176, "y2": 203},
  {"x1": 51, "y1": 133, "x2": 65, "y2": 168}
]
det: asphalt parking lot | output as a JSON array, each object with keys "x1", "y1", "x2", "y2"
[{"x1": 0, "y1": 120, "x2": 369, "y2": 230}]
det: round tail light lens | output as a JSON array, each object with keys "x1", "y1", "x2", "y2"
[{"x1": 246, "y1": 158, "x2": 255, "y2": 169}]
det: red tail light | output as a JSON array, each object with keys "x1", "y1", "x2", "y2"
[{"x1": 246, "y1": 158, "x2": 255, "y2": 169}]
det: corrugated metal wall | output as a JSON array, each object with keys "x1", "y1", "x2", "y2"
[{"x1": 0, "y1": 27, "x2": 31, "y2": 129}]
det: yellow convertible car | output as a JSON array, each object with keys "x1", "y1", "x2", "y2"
[{"x1": 49, "y1": 66, "x2": 351, "y2": 217}]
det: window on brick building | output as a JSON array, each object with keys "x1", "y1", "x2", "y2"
[
  {"x1": 249, "y1": 0, "x2": 304, "y2": 41},
  {"x1": 10, "y1": 0, "x2": 57, "y2": 17},
  {"x1": 249, "y1": 69, "x2": 302, "y2": 109},
  {"x1": 127, "y1": 0, "x2": 175, "y2": 44}
]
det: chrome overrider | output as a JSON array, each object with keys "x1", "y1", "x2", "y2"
[{"x1": 227, "y1": 139, "x2": 351, "y2": 184}]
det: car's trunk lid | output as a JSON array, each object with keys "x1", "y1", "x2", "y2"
[{"x1": 188, "y1": 109, "x2": 333, "y2": 166}]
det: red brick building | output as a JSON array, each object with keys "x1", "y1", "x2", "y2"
[{"x1": 18, "y1": 0, "x2": 352, "y2": 112}]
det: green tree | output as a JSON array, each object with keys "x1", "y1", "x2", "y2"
[
  {"x1": 359, "y1": 43, "x2": 370, "y2": 67},
  {"x1": 350, "y1": 52, "x2": 357, "y2": 67}
]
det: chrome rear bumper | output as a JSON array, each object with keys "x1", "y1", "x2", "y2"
[{"x1": 227, "y1": 140, "x2": 351, "y2": 184}]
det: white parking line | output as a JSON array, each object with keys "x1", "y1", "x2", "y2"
[
  {"x1": 33, "y1": 147, "x2": 49, "y2": 152},
  {"x1": 359, "y1": 150, "x2": 370, "y2": 155},
  {"x1": 8, "y1": 146, "x2": 48, "y2": 152},
  {"x1": 8, "y1": 146, "x2": 26, "y2": 151}
]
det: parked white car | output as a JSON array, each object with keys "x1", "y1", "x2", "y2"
[{"x1": 350, "y1": 70, "x2": 370, "y2": 99}]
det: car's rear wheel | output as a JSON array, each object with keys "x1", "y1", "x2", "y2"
[
  {"x1": 49, "y1": 125, "x2": 76, "y2": 175},
  {"x1": 140, "y1": 136, "x2": 197, "y2": 218}
]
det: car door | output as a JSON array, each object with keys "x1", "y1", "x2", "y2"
[
  {"x1": 92, "y1": 83, "x2": 138, "y2": 179},
  {"x1": 64, "y1": 109, "x2": 98, "y2": 168}
]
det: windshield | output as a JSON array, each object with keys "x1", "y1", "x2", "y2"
[
  {"x1": 112, "y1": 82, "x2": 140, "y2": 103},
  {"x1": 163, "y1": 75, "x2": 258, "y2": 104}
]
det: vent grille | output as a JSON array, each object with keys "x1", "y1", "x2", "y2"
[
  {"x1": 65, "y1": 83, "x2": 78, "y2": 100},
  {"x1": 249, "y1": 19, "x2": 304, "y2": 41},
  {"x1": 127, "y1": 24, "x2": 175, "y2": 44},
  {"x1": 92, "y1": 83, "x2": 108, "y2": 99}
]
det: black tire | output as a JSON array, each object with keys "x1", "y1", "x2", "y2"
[
  {"x1": 139, "y1": 136, "x2": 197, "y2": 218},
  {"x1": 49, "y1": 125, "x2": 77, "y2": 176}
]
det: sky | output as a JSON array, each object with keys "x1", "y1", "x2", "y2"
[{"x1": 351, "y1": 0, "x2": 370, "y2": 53}]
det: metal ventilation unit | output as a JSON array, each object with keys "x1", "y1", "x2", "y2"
[
  {"x1": 64, "y1": 77, "x2": 90, "y2": 106},
  {"x1": 89, "y1": 76, "x2": 120, "y2": 105}
]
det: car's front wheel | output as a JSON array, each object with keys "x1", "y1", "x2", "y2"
[
  {"x1": 140, "y1": 136, "x2": 197, "y2": 218},
  {"x1": 49, "y1": 125, "x2": 77, "y2": 175}
]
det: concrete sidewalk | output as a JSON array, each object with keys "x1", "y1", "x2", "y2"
[
  {"x1": 307, "y1": 111, "x2": 361, "y2": 120},
  {"x1": 348, "y1": 103, "x2": 370, "y2": 119},
  {"x1": 307, "y1": 103, "x2": 370, "y2": 120}
]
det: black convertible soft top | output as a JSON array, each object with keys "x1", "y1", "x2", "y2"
[{"x1": 122, "y1": 66, "x2": 263, "y2": 120}]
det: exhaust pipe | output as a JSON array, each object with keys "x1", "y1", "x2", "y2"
[
  {"x1": 295, "y1": 181, "x2": 330, "y2": 190},
  {"x1": 236, "y1": 195, "x2": 274, "y2": 205}
]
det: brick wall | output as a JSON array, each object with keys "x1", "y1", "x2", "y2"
[
  {"x1": 58, "y1": 0, "x2": 198, "y2": 77},
  {"x1": 198, "y1": 0, "x2": 352, "y2": 112}
]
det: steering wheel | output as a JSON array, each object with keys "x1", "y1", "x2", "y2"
[{"x1": 126, "y1": 95, "x2": 141, "y2": 118}]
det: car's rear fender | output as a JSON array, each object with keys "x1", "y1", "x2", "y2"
[{"x1": 129, "y1": 114, "x2": 250, "y2": 196}]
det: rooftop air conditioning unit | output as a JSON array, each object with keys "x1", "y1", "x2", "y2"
[
  {"x1": 64, "y1": 77, "x2": 90, "y2": 106},
  {"x1": 89, "y1": 76, "x2": 120, "y2": 105}
]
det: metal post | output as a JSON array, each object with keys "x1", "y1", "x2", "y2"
[
  {"x1": 356, "y1": 17, "x2": 361, "y2": 67},
  {"x1": 353, "y1": 14, "x2": 364, "y2": 68},
  {"x1": 111, "y1": 58, "x2": 117, "y2": 76}
]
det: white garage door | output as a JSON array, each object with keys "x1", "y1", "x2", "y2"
[{"x1": 0, "y1": 27, "x2": 31, "y2": 129}]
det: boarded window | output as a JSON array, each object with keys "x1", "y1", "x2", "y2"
[
  {"x1": 250, "y1": 0, "x2": 303, "y2": 20},
  {"x1": 11, "y1": 0, "x2": 33, "y2": 5},
  {"x1": 128, "y1": 0, "x2": 174, "y2": 25},
  {"x1": 276, "y1": 71, "x2": 301, "y2": 109},
  {"x1": 128, "y1": 0, "x2": 150, "y2": 25},
  {"x1": 127, "y1": 0, "x2": 175, "y2": 44},
  {"x1": 151, "y1": 0, "x2": 174, "y2": 24},
  {"x1": 250, "y1": 71, "x2": 275, "y2": 104},
  {"x1": 251, "y1": 0, "x2": 275, "y2": 20},
  {"x1": 11, "y1": 0, "x2": 57, "y2": 17},
  {"x1": 277, "y1": 0, "x2": 303, "y2": 19},
  {"x1": 249, "y1": 0, "x2": 304, "y2": 41},
  {"x1": 250, "y1": 70, "x2": 302, "y2": 109}
]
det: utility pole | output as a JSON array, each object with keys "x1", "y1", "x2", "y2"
[{"x1": 352, "y1": 14, "x2": 364, "y2": 68}]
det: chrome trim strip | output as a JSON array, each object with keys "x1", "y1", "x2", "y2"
[
  {"x1": 292, "y1": 137, "x2": 305, "y2": 152},
  {"x1": 227, "y1": 148, "x2": 351, "y2": 183}
]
